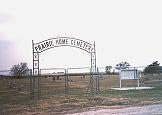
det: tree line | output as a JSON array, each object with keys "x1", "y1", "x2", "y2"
[
  {"x1": 106, "y1": 61, "x2": 161, "y2": 75},
  {"x1": 10, "y1": 61, "x2": 162, "y2": 78}
]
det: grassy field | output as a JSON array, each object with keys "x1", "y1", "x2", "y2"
[{"x1": 0, "y1": 74, "x2": 162, "y2": 114}]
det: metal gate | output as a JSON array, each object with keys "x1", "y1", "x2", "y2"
[{"x1": 31, "y1": 37, "x2": 97, "y2": 99}]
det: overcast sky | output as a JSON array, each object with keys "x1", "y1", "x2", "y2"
[{"x1": 0, "y1": 0, "x2": 162, "y2": 70}]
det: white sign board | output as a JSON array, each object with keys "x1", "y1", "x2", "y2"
[{"x1": 120, "y1": 69, "x2": 139, "y2": 80}]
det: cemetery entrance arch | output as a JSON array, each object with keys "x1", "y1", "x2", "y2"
[{"x1": 32, "y1": 37, "x2": 97, "y2": 99}]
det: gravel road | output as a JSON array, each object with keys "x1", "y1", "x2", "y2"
[{"x1": 66, "y1": 104, "x2": 162, "y2": 115}]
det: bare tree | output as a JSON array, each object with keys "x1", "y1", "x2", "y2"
[
  {"x1": 115, "y1": 62, "x2": 130, "y2": 70},
  {"x1": 10, "y1": 62, "x2": 29, "y2": 78}
]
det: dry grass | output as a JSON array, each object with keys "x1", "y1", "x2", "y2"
[{"x1": 0, "y1": 74, "x2": 162, "y2": 114}]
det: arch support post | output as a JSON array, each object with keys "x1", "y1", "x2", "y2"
[
  {"x1": 32, "y1": 40, "x2": 40, "y2": 99},
  {"x1": 89, "y1": 42, "x2": 97, "y2": 94}
]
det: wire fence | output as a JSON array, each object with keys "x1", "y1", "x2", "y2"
[{"x1": 0, "y1": 66, "x2": 162, "y2": 99}]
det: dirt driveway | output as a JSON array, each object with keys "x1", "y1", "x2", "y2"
[{"x1": 66, "y1": 104, "x2": 162, "y2": 115}]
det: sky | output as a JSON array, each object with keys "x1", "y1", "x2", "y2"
[{"x1": 0, "y1": 0, "x2": 162, "y2": 70}]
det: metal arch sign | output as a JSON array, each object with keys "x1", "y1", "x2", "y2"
[
  {"x1": 33, "y1": 37, "x2": 95, "y2": 53},
  {"x1": 32, "y1": 37, "x2": 97, "y2": 99}
]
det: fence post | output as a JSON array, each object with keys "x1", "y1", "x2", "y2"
[
  {"x1": 65, "y1": 69, "x2": 68, "y2": 94},
  {"x1": 29, "y1": 69, "x2": 33, "y2": 99}
]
